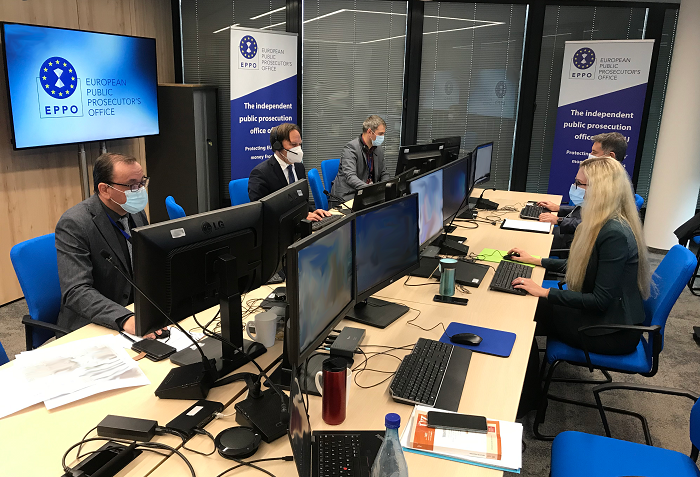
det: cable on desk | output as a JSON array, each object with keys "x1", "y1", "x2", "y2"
[
  {"x1": 75, "y1": 425, "x2": 97, "y2": 461},
  {"x1": 404, "y1": 274, "x2": 439, "y2": 287},
  {"x1": 214, "y1": 456, "x2": 294, "y2": 477},
  {"x1": 404, "y1": 306, "x2": 446, "y2": 334},
  {"x1": 62, "y1": 437, "x2": 196, "y2": 477},
  {"x1": 351, "y1": 345, "x2": 413, "y2": 389},
  {"x1": 182, "y1": 428, "x2": 216, "y2": 456}
]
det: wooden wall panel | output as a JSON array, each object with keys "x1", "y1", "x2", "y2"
[{"x1": 0, "y1": 0, "x2": 174, "y2": 304}]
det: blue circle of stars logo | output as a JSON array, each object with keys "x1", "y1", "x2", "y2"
[
  {"x1": 239, "y1": 36, "x2": 258, "y2": 60},
  {"x1": 40, "y1": 57, "x2": 77, "y2": 99},
  {"x1": 495, "y1": 81, "x2": 507, "y2": 98},
  {"x1": 573, "y1": 48, "x2": 595, "y2": 70}
]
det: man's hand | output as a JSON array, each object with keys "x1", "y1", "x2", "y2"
[
  {"x1": 537, "y1": 200, "x2": 560, "y2": 212},
  {"x1": 307, "y1": 209, "x2": 332, "y2": 222},
  {"x1": 539, "y1": 213, "x2": 559, "y2": 225},
  {"x1": 121, "y1": 315, "x2": 165, "y2": 340}
]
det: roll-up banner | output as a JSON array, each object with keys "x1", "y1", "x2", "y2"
[
  {"x1": 230, "y1": 28, "x2": 298, "y2": 180},
  {"x1": 547, "y1": 40, "x2": 654, "y2": 201}
]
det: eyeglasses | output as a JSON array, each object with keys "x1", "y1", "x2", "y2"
[
  {"x1": 108, "y1": 176, "x2": 150, "y2": 192},
  {"x1": 574, "y1": 179, "x2": 587, "y2": 188}
]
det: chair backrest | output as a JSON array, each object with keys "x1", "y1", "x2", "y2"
[
  {"x1": 0, "y1": 339, "x2": 8, "y2": 365},
  {"x1": 321, "y1": 159, "x2": 340, "y2": 192},
  {"x1": 691, "y1": 398, "x2": 700, "y2": 451},
  {"x1": 165, "y1": 195, "x2": 186, "y2": 220},
  {"x1": 643, "y1": 245, "x2": 698, "y2": 342},
  {"x1": 10, "y1": 233, "x2": 62, "y2": 349},
  {"x1": 634, "y1": 194, "x2": 644, "y2": 211},
  {"x1": 229, "y1": 178, "x2": 250, "y2": 206},
  {"x1": 308, "y1": 168, "x2": 328, "y2": 210}
]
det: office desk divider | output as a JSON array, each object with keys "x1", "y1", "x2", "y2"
[{"x1": 440, "y1": 322, "x2": 516, "y2": 358}]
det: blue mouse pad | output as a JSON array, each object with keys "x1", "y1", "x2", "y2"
[{"x1": 439, "y1": 322, "x2": 516, "y2": 357}]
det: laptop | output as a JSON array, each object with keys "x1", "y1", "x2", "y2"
[
  {"x1": 411, "y1": 257, "x2": 489, "y2": 287},
  {"x1": 289, "y1": 367, "x2": 384, "y2": 477}
]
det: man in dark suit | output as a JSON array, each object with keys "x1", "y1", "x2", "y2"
[
  {"x1": 248, "y1": 122, "x2": 330, "y2": 221},
  {"x1": 55, "y1": 153, "x2": 162, "y2": 338},
  {"x1": 330, "y1": 115, "x2": 391, "y2": 202}
]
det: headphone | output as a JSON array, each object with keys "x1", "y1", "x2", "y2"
[{"x1": 271, "y1": 126, "x2": 283, "y2": 151}]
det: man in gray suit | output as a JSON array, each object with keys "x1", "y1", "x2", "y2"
[
  {"x1": 55, "y1": 153, "x2": 161, "y2": 338},
  {"x1": 330, "y1": 115, "x2": 391, "y2": 202}
]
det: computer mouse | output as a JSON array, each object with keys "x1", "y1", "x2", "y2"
[
  {"x1": 449, "y1": 332, "x2": 483, "y2": 346},
  {"x1": 504, "y1": 252, "x2": 520, "y2": 260},
  {"x1": 155, "y1": 328, "x2": 171, "y2": 340}
]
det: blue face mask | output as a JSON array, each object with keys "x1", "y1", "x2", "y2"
[
  {"x1": 372, "y1": 134, "x2": 385, "y2": 147},
  {"x1": 110, "y1": 186, "x2": 149, "y2": 214},
  {"x1": 569, "y1": 183, "x2": 585, "y2": 206}
]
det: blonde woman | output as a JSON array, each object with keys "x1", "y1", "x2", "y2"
[{"x1": 510, "y1": 156, "x2": 651, "y2": 355}]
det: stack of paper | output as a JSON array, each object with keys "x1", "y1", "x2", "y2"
[
  {"x1": 400, "y1": 405, "x2": 523, "y2": 473},
  {"x1": 0, "y1": 335, "x2": 150, "y2": 419}
]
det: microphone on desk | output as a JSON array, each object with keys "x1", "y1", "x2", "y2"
[
  {"x1": 100, "y1": 250, "x2": 289, "y2": 421},
  {"x1": 323, "y1": 190, "x2": 351, "y2": 211},
  {"x1": 475, "y1": 188, "x2": 499, "y2": 211}
]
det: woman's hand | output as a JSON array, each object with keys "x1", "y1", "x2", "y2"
[
  {"x1": 507, "y1": 248, "x2": 541, "y2": 266},
  {"x1": 511, "y1": 277, "x2": 549, "y2": 298},
  {"x1": 537, "y1": 200, "x2": 560, "y2": 212}
]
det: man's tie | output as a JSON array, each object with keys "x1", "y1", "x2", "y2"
[
  {"x1": 118, "y1": 215, "x2": 133, "y2": 265},
  {"x1": 287, "y1": 164, "x2": 295, "y2": 184}
]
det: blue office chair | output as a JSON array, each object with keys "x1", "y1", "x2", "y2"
[
  {"x1": 551, "y1": 387, "x2": 700, "y2": 477},
  {"x1": 0, "y1": 339, "x2": 9, "y2": 365},
  {"x1": 10, "y1": 233, "x2": 70, "y2": 350},
  {"x1": 308, "y1": 168, "x2": 328, "y2": 211},
  {"x1": 165, "y1": 195, "x2": 186, "y2": 220},
  {"x1": 229, "y1": 178, "x2": 250, "y2": 206},
  {"x1": 321, "y1": 158, "x2": 340, "y2": 192},
  {"x1": 634, "y1": 193, "x2": 644, "y2": 210},
  {"x1": 534, "y1": 245, "x2": 698, "y2": 444}
]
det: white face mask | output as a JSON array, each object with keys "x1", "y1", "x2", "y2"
[
  {"x1": 587, "y1": 153, "x2": 597, "y2": 160},
  {"x1": 286, "y1": 146, "x2": 304, "y2": 164}
]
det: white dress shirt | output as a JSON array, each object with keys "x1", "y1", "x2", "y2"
[{"x1": 274, "y1": 152, "x2": 298, "y2": 184}]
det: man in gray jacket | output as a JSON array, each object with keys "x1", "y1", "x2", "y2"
[
  {"x1": 330, "y1": 115, "x2": 391, "y2": 202},
  {"x1": 55, "y1": 153, "x2": 161, "y2": 338}
]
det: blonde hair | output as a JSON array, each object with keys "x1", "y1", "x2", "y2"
[{"x1": 565, "y1": 156, "x2": 651, "y2": 299}]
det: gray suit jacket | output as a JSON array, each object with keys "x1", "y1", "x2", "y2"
[
  {"x1": 330, "y1": 137, "x2": 390, "y2": 201},
  {"x1": 55, "y1": 194, "x2": 148, "y2": 332}
]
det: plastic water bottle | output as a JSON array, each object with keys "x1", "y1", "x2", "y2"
[{"x1": 370, "y1": 413, "x2": 409, "y2": 477}]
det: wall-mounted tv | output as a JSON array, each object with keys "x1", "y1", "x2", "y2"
[{"x1": 1, "y1": 23, "x2": 159, "y2": 149}]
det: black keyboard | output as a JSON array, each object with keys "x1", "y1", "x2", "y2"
[
  {"x1": 312, "y1": 214, "x2": 343, "y2": 231},
  {"x1": 489, "y1": 260, "x2": 533, "y2": 295},
  {"x1": 317, "y1": 433, "x2": 361, "y2": 477},
  {"x1": 520, "y1": 204, "x2": 544, "y2": 219},
  {"x1": 389, "y1": 338, "x2": 471, "y2": 410}
]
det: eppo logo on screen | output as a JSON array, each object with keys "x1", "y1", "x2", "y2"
[
  {"x1": 36, "y1": 56, "x2": 83, "y2": 118},
  {"x1": 239, "y1": 35, "x2": 258, "y2": 70},
  {"x1": 569, "y1": 47, "x2": 596, "y2": 80}
]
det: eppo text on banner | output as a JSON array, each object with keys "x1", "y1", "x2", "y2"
[
  {"x1": 230, "y1": 28, "x2": 297, "y2": 180},
  {"x1": 547, "y1": 40, "x2": 654, "y2": 201}
]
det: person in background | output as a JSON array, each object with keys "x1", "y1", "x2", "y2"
[
  {"x1": 55, "y1": 153, "x2": 164, "y2": 338},
  {"x1": 248, "y1": 122, "x2": 331, "y2": 222},
  {"x1": 510, "y1": 156, "x2": 651, "y2": 415},
  {"x1": 538, "y1": 132, "x2": 629, "y2": 249},
  {"x1": 330, "y1": 115, "x2": 391, "y2": 203}
]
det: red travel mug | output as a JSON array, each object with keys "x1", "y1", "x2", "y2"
[{"x1": 315, "y1": 357, "x2": 348, "y2": 425}]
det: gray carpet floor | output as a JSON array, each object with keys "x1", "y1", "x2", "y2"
[{"x1": 1, "y1": 252, "x2": 698, "y2": 475}]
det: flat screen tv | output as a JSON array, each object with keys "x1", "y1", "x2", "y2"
[{"x1": 1, "y1": 23, "x2": 159, "y2": 149}]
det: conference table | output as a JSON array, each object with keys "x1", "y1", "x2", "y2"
[{"x1": 0, "y1": 189, "x2": 560, "y2": 477}]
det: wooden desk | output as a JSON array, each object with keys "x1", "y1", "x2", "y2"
[
  {"x1": 0, "y1": 286, "x2": 280, "y2": 477},
  {"x1": 149, "y1": 189, "x2": 561, "y2": 477}
]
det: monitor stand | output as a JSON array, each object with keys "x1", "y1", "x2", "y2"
[
  {"x1": 458, "y1": 205, "x2": 478, "y2": 219},
  {"x1": 170, "y1": 336, "x2": 266, "y2": 373},
  {"x1": 345, "y1": 298, "x2": 409, "y2": 329},
  {"x1": 268, "y1": 350, "x2": 327, "y2": 396}
]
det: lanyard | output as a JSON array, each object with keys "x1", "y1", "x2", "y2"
[{"x1": 107, "y1": 214, "x2": 132, "y2": 242}]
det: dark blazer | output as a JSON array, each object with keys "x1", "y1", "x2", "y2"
[
  {"x1": 248, "y1": 156, "x2": 312, "y2": 210},
  {"x1": 557, "y1": 205, "x2": 582, "y2": 235},
  {"x1": 55, "y1": 194, "x2": 149, "y2": 332},
  {"x1": 331, "y1": 137, "x2": 390, "y2": 201},
  {"x1": 542, "y1": 219, "x2": 645, "y2": 337}
]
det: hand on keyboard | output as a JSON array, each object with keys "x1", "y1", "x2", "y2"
[
  {"x1": 512, "y1": 277, "x2": 548, "y2": 298},
  {"x1": 308, "y1": 209, "x2": 332, "y2": 222},
  {"x1": 539, "y1": 213, "x2": 559, "y2": 225}
]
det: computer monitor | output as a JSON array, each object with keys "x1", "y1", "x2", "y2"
[
  {"x1": 473, "y1": 142, "x2": 494, "y2": 186},
  {"x1": 408, "y1": 169, "x2": 444, "y2": 248},
  {"x1": 286, "y1": 215, "x2": 355, "y2": 366},
  {"x1": 345, "y1": 195, "x2": 420, "y2": 328},
  {"x1": 259, "y1": 179, "x2": 311, "y2": 281},
  {"x1": 442, "y1": 157, "x2": 469, "y2": 225},
  {"x1": 351, "y1": 167, "x2": 416, "y2": 212},
  {"x1": 433, "y1": 136, "x2": 461, "y2": 164},
  {"x1": 132, "y1": 201, "x2": 266, "y2": 374},
  {"x1": 395, "y1": 143, "x2": 444, "y2": 175}
]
